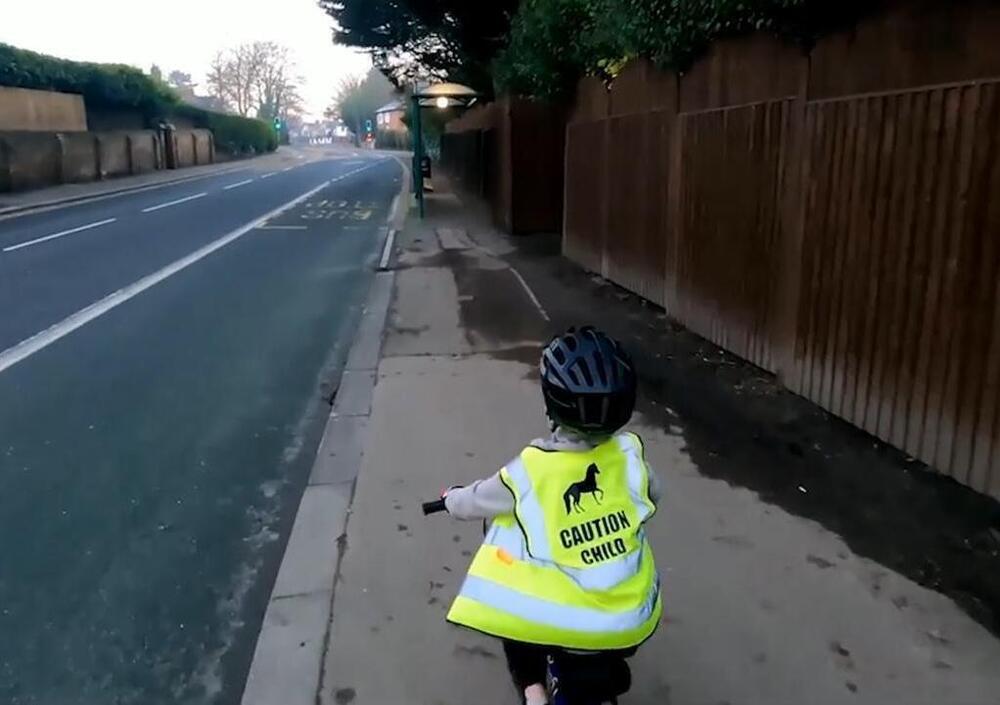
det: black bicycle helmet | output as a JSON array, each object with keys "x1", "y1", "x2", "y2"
[{"x1": 540, "y1": 326, "x2": 637, "y2": 435}]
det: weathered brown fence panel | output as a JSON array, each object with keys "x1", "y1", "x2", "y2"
[
  {"x1": 563, "y1": 120, "x2": 606, "y2": 274},
  {"x1": 791, "y1": 80, "x2": 1000, "y2": 497},
  {"x1": 559, "y1": 3, "x2": 1000, "y2": 499},
  {"x1": 644, "y1": 111, "x2": 672, "y2": 308},
  {"x1": 511, "y1": 101, "x2": 566, "y2": 234},
  {"x1": 606, "y1": 113, "x2": 648, "y2": 295},
  {"x1": 673, "y1": 100, "x2": 791, "y2": 371},
  {"x1": 443, "y1": 98, "x2": 563, "y2": 235}
]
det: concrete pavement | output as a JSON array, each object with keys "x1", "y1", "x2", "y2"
[
  {"x1": 311, "y1": 190, "x2": 1000, "y2": 705},
  {"x1": 0, "y1": 148, "x2": 403, "y2": 704}
]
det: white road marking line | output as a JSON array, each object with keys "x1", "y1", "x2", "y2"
[
  {"x1": 378, "y1": 228, "x2": 397, "y2": 270},
  {"x1": 223, "y1": 178, "x2": 254, "y2": 190},
  {"x1": 0, "y1": 159, "x2": 389, "y2": 375},
  {"x1": 328, "y1": 158, "x2": 388, "y2": 184},
  {"x1": 260, "y1": 172, "x2": 277, "y2": 179},
  {"x1": 141, "y1": 192, "x2": 207, "y2": 213},
  {"x1": 3, "y1": 217, "x2": 117, "y2": 253},
  {"x1": 0, "y1": 167, "x2": 247, "y2": 222},
  {"x1": 509, "y1": 266, "x2": 551, "y2": 321},
  {"x1": 474, "y1": 241, "x2": 551, "y2": 322},
  {"x1": 256, "y1": 225, "x2": 307, "y2": 230},
  {"x1": 282, "y1": 167, "x2": 294, "y2": 172},
  {"x1": 388, "y1": 193, "x2": 402, "y2": 225}
]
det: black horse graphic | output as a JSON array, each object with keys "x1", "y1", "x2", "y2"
[{"x1": 563, "y1": 464, "x2": 604, "y2": 514}]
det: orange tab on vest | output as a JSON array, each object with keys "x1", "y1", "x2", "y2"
[{"x1": 495, "y1": 548, "x2": 514, "y2": 565}]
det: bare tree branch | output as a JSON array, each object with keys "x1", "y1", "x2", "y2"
[{"x1": 207, "y1": 42, "x2": 302, "y2": 119}]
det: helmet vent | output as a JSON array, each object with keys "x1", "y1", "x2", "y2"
[
  {"x1": 592, "y1": 347, "x2": 608, "y2": 386},
  {"x1": 574, "y1": 358, "x2": 593, "y2": 387}
]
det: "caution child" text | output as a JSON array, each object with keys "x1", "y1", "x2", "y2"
[{"x1": 559, "y1": 510, "x2": 632, "y2": 565}]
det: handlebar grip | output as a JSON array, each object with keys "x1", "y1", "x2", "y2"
[{"x1": 422, "y1": 498, "x2": 448, "y2": 515}]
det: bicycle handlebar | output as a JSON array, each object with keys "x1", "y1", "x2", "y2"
[{"x1": 422, "y1": 498, "x2": 448, "y2": 515}]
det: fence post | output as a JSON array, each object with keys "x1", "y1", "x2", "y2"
[
  {"x1": 125, "y1": 134, "x2": 133, "y2": 175},
  {"x1": 772, "y1": 55, "x2": 811, "y2": 389},
  {"x1": 561, "y1": 118, "x2": 571, "y2": 256},
  {"x1": 162, "y1": 125, "x2": 177, "y2": 169},
  {"x1": 600, "y1": 117, "x2": 611, "y2": 278},
  {"x1": 503, "y1": 99, "x2": 514, "y2": 232},
  {"x1": 0, "y1": 137, "x2": 10, "y2": 193},
  {"x1": 664, "y1": 78, "x2": 683, "y2": 316},
  {"x1": 94, "y1": 133, "x2": 103, "y2": 180}
]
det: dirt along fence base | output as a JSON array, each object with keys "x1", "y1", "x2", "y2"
[{"x1": 562, "y1": 1, "x2": 1000, "y2": 500}]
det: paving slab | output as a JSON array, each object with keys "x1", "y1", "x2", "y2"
[
  {"x1": 271, "y1": 484, "x2": 353, "y2": 599},
  {"x1": 331, "y1": 370, "x2": 376, "y2": 417},
  {"x1": 241, "y1": 590, "x2": 333, "y2": 705},
  {"x1": 310, "y1": 415, "x2": 370, "y2": 486}
]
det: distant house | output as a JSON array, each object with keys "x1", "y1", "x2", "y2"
[
  {"x1": 375, "y1": 100, "x2": 407, "y2": 132},
  {"x1": 172, "y1": 85, "x2": 229, "y2": 114}
]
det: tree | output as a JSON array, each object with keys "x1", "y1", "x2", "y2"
[
  {"x1": 327, "y1": 68, "x2": 397, "y2": 143},
  {"x1": 206, "y1": 42, "x2": 303, "y2": 120},
  {"x1": 318, "y1": 0, "x2": 519, "y2": 92},
  {"x1": 253, "y1": 43, "x2": 304, "y2": 123},
  {"x1": 149, "y1": 64, "x2": 163, "y2": 82},
  {"x1": 492, "y1": 0, "x2": 615, "y2": 100},
  {"x1": 207, "y1": 47, "x2": 258, "y2": 116},
  {"x1": 493, "y1": 0, "x2": 877, "y2": 99}
]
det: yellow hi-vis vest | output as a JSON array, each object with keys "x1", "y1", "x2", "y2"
[{"x1": 447, "y1": 432, "x2": 661, "y2": 650}]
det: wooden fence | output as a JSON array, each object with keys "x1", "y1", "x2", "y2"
[
  {"x1": 563, "y1": 1, "x2": 1000, "y2": 499},
  {"x1": 442, "y1": 97, "x2": 565, "y2": 234}
]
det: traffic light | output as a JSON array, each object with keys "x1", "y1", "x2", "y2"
[
  {"x1": 364, "y1": 119, "x2": 373, "y2": 134},
  {"x1": 273, "y1": 117, "x2": 282, "y2": 131}
]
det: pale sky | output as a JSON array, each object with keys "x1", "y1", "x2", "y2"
[{"x1": 0, "y1": 0, "x2": 372, "y2": 119}]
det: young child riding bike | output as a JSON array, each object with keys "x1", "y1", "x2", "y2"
[{"x1": 442, "y1": 327, "x2": 662, "y2": 705}]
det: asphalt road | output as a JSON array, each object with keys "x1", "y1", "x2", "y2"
[{"x1": 0, "y1": 149, "x2": 403, "y2": 704}]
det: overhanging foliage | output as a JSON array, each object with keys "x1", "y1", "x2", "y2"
[{"x1": 494, "y1": 0, "x2": 880, "y2": 99}]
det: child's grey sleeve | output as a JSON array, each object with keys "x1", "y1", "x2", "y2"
[
  {"x1": 444, "y1": 471, "x2": 515, "y2": 520},
  {"x1": 647, "y1": 466, "x2": 662, "y2": 505}
]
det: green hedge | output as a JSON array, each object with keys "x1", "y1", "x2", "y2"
[
  {"x1": 0, "y1": 42, "x2": 277, "y2": 155},
  {"x1": 0, "y1": 42, "x2": 177, "y2": 116}
]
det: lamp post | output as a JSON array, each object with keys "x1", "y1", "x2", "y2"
[{"x1": 410, "y1": 82, "x2": 478, "y2": 219}]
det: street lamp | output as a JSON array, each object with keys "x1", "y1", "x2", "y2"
[{"x1": 410, "y1": 82, "x2": 479, "y2": 218}]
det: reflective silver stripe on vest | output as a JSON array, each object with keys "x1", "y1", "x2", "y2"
[
  {"x1": 618, "y1": 434, "x2": 654, "y2": 525},
  {"x1": 460, "y1": 574, "x2": 660, "y2": 634},
  {"x1": 487, "y1": 519, "x2": 647, "y2": 592},
  {"x1": 504, "y1": 457, "x2": 554, "y2": 560},
  {"x1": 485, "y1": 519, "x2": 526, "y2": 557},
  {"x1": 569, "y1": 537, "x2": 646, "y2": 591}
]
